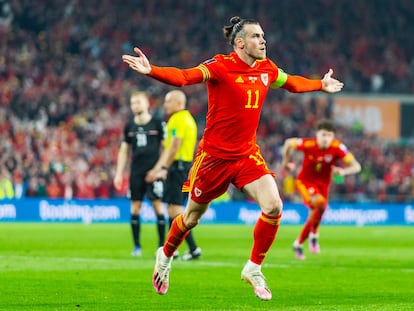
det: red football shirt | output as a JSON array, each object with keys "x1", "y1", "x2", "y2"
[
  {"x1": 149, "y1": 51, "x2": 322, "y2": 159},
  {"x1": 294, "y1": 137, "x2": 354, "y2": 188},
  {"x1": 198, "y1": 52, "x2": 279, "y2": 159}
]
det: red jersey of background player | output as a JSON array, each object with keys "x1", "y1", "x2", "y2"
[
  {"x1": 294, "y1": 137, "x2": 355, "y2": 191},
  {"x1": 149, "y1": 51, "x2": 321, "y2": 160}
]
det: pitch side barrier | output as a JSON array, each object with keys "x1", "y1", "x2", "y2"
[{"x1": 0, "y1": 198, "x2": 413, "y2": 225}]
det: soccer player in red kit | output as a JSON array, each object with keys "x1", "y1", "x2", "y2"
[
  {"x1": 282, "y1": 120, "x2": 361, "y2": 260},
  {"x1": 122, "y1": 16, "x2": 344, "y2": 300}
]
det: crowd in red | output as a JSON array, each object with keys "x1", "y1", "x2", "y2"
[{"x1": 0, "y1": 0, "x2": 413, "y2": 202}]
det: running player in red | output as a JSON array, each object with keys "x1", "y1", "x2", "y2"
[
  {"x1": 122, "y1": 16, "x2": 344, "y2": 300},
  {"x1": 282, "y1": 119, "x2": 361, "y2": 260}
]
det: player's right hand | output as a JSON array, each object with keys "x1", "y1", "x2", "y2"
[
  {"x1": 284, "y1": 162, "x2": 296, "y2": 172},
  {"x1": 122, "y1": 47, "x2": 152, "y2": 75}
]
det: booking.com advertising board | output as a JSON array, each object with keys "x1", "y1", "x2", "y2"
[{"x1": 0, "y1": 198, "x2": 413, "y2": 226}]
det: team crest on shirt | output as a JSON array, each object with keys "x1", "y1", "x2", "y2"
[
  {"x1": 324, "y1": 154, "x2": 333, "y2": 163},
  {"x1": 194, "y1": 187, "x2": 203, "y2": 197},
  {"x1": 339, "y1": 143, "x2": 348, "y2": 152},
  {"x1": 261, "y1": 73, "x2": 269, "y2": 86}
]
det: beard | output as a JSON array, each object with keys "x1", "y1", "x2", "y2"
[{"x1": 247, "y1": 49, "x2": 266, "y2": 60}]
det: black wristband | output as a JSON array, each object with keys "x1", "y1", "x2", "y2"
[{"x1": 161, "y1": 166, "x2": 168, "y2": 170}]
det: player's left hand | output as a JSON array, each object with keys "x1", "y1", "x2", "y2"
[
  {"x1": 321, "y1": 69, "x2": 344, "y2": 93},
  {"x1": 332, "y1": 166, "x2": 345, "y2": 176}
]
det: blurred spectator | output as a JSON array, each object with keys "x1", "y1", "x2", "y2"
[
  {"x1": 25, "y1": 177, "x2": 40, "y2": 197},
  {"x1": 282, "y1": 172, "x2": 297, "y2": 202},
  {"x1": 24, "y1": 176, "x2": 47, "y2": 198},
  {"x1": 13, "y1": 169, "x2": 24, "y2": 199},
  {"x1": 95, "y1": 170, "x2": 113, "y2": 199},
  {"x1": 61, "y1": 171, "x2": 74, "y2": 200},
  {"x1": 74, "y1": 173, "x2": 96, "y2": 199},
  {"x1": 36, "y1": 176, "x2": 48, "y2": 197},
  {"x1": 46, "y1": 175, "x2": 63, "y2": 198},
  {"x1": 0, "y1": 165, "x2": 14, "y2": 199}
]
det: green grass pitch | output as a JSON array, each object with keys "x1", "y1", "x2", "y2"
[{"x1": 0, "y1": 223, "x2": 413, "y2": 310}]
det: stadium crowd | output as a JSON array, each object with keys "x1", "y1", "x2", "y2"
[{"x1": 0, "y1": 0, "x2": 413, "y2": 202}]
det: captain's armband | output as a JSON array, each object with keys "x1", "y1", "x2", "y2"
[{"x1": 271, "y1": 68, "x2": 288, "y2": 88}]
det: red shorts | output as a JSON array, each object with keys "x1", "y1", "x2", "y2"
[
  {"x1": 182, "y1": 146, "x2": 274, "y2": 204},
  {"x1": 295, "y1": 179, "x2": 329, "y2": 208}
]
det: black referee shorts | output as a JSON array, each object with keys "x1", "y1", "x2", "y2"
[
  {"x1": 163, "y1": 161, "x2": 192, "y2": 205},
  {"x1": 129, "y1": 173, "x2": 164, "y2": 201}
]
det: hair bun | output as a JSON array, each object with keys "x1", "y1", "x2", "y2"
[{"x1": 230, "y1": 16, "x2": 241, "y2": 25}]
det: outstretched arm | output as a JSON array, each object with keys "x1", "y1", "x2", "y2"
[
  {"x1": 122, "y1": 47, "x2": 205, "y2": 86},
  {"x1": 274, "y1": 68, "x2": 344, "y2": 93},
  {"x1": 332, "y1": 158, "x2": 361, "y2": 176}
]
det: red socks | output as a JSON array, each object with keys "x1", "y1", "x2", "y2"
[
  {"x1": 163, "y1": 214, "x2": 190, "y2": 257},
  {"x1": 250, "y1": 212, "x2": 282, "y2": 265},
  {"x1": 298, "y1": 197, "x2": 326, "y2": 244},
  {"x1": 298, "y1": 220, "x2": 312, "y2": 244},
  {"x1": 164, "y1": 212, "x2": 282, "y2": 264}
]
